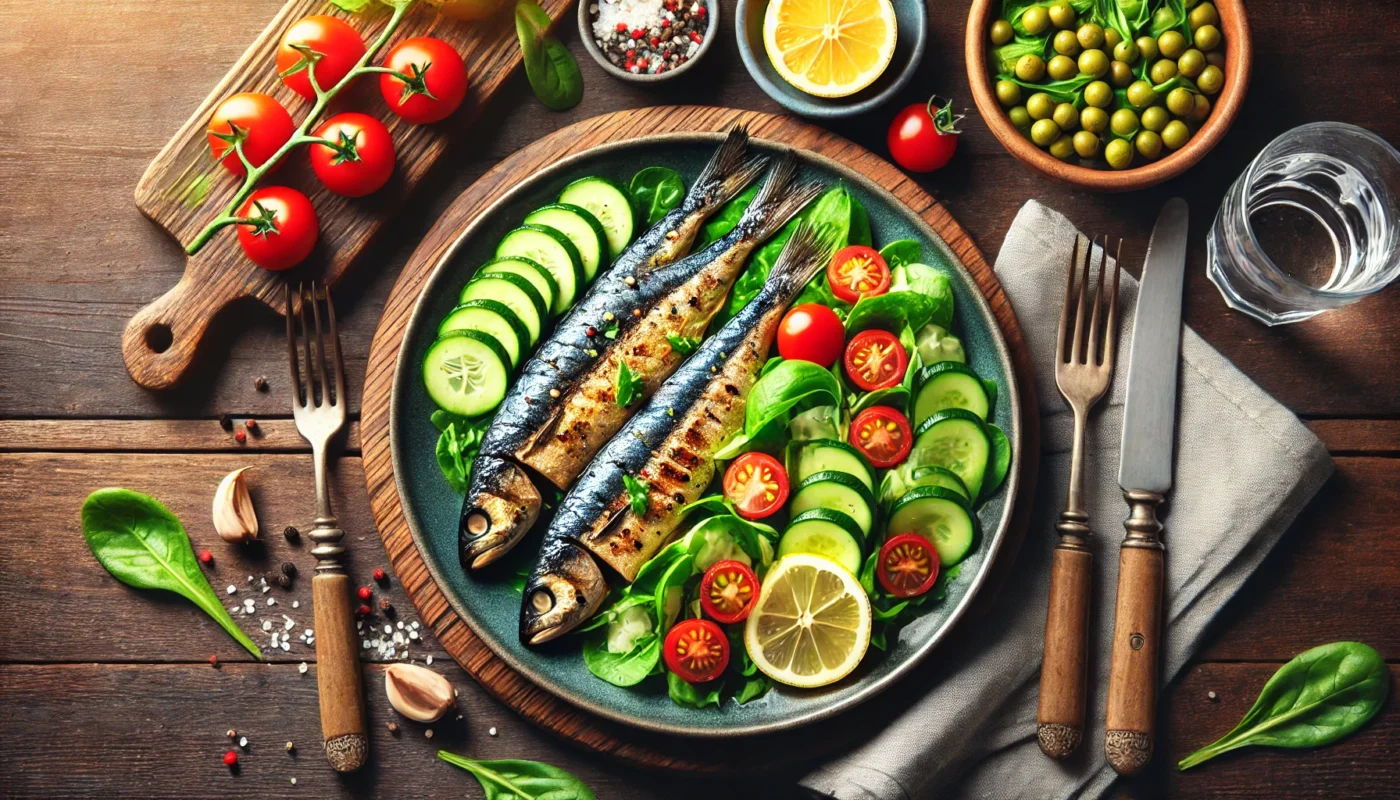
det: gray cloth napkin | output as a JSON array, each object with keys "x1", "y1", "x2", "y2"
[{"x1": 801, "y1": 200, "x2": 1334, "y2": 800}]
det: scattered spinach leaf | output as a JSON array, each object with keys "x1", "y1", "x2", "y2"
[
  {"x1": 695, "y1": 184, "x2": 759, "y2": 248},
  {"x1": 602, "y1": 322, "x2": 619, "y2": 340},
  {"x1": 878, "y1": 239, "x2": 922, "y2": 269},
  {"x1": 515, "y1": 1, "x2": 583, "y2": 111},
  {"x1": 622, "y1": 474, "x2": 650, "y2": 516},
  {"x1": 666, "y1": 333, "x2": 701, "y2": 355},
  {"x1": 629, "y1": 167, "x2": 686, "y2": 226},
  {"x1": 615, "y1": 360, "x2": 642, "y2": 407},
  {"x1": 438, "y1": 751, "x2": 596, "y2": 799}
]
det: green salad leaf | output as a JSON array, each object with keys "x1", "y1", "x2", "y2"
[
  {"x1": 615, "y1": 360, "x2": 642, "y2": 407},
  {"x1": 622, "y1": 474, "x2": 650, "y2": 516},
  {"x1": 845, "y1": 263, "x2": 953, "y2": 335},
  {"x1": 515, "y1": 1, "x2": 583, "y2": 111},
  {"x1": 667, "y1": 670, "x2": 722, "y2": 709},
  {"x1": 878, "y1": 239, "x2": 922, "y2": 269},
  {"x1": 629, "y1": 167, "x2": 686, "y2": 226},
  {"x1": 432, "y1": 410, "x2": 489, "y2": 493},
  {"x1": 583, "y1": 625, "x2": 660, "y2": 687},
  {"x1": 666, "y1": 333, "x2": 701, "y2": 355},
  {"x1": 695, "y1": 184, "x2": 759, "y2": 249},
  {"x1": 438, "y1": 751, "x2": 597, "y2": 799}
]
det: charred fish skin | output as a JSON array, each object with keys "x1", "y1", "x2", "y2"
[
  {"x1": 519, "y1": 539, "x2": 608, "y2": 646},
  {"x1": 458, "y1": 128, "x2": 764, "y2": 571}
]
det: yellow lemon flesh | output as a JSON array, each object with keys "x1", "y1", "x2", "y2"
[
  {"x1": 744, "y1": 553, "x2": 872, "y2": 688},
  {"x1": 763, "y1": 0, "x2": 898, "y2": 98}
]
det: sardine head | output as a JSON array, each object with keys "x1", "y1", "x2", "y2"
[
  {"x1": 519, "y1": 542, "x2": 608, "y2": 646},
  {"x1": 459, "y1": 462, "x2": 541, "y2": 570}
]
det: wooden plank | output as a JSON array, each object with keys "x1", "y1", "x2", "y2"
[
  {"x1": 1305, "y1": 418, "x2": 1400, "y2": 454},
  {"x1": 0, "y1": 419, "x2": 360, "y2": 453}
]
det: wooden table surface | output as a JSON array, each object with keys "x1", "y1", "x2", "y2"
[{"x1": 1, "y1": 1, "x2": 1396, "y2": 798}]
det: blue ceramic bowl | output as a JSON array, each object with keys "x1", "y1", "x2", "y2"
[{"x1": 735, "y1": 0, "x2": 926, "y2": 118}]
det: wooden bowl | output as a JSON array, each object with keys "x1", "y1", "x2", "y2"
[{"x1": 965, "y1": 0, "x2": 1251, "y2": 191}]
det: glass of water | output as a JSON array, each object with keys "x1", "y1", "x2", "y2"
[{"x1": 1207, "y1": 122, "x2": 1400, "y2": 325}]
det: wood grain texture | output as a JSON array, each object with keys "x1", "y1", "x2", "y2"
[
  {"x1": 1037, "y1": 546, "x2": 1092, "y2": 758},
  {"x1": 357, "y1": 105, "x2": 1042, "y2": 772},
  {"x1": 312, "y1": 572, "x2": 368, "y2": 771},
  {"x1": 1105, "y1": 544, "x2": 1165, "y2": 775}
]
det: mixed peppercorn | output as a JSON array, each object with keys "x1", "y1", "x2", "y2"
[{"x1": 589, "y1": 0, "x2": 709, "y2": 76}]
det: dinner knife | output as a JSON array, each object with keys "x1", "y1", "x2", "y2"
[{"x1": 1105, "y1": 197, "x2": 1188, "y2": 776}]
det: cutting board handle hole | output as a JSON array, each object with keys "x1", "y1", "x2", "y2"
[{"x1": 143, "y1": 323, "x2": 173, "y2": 354}]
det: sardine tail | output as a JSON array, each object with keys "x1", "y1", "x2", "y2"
[
  {"x1": 691, "y1": 125, "x2": 767, "y2": 212},
  {"x1": 761, "y1": 220, "x2": 841, "y2": 299},
  {"x1": 742, "y1": 152, "x2": 826, "y2": 243}
]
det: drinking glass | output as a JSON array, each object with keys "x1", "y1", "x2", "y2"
[{"x1": 1207, "y1": 123, "x2": 1400, "y2": 325}]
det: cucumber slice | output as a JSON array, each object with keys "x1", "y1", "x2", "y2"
[
  {"x1": 914, "y1": 363, "x2": 991, "y2": 426},
  {"x1": 886, "y1": 486, "x2": 976, "y2": 566},
  {"x1": 559, "y1": 177, "x2": 634, "y2": 256},
  {"x1": 908, "y1": 466, "x2": 971, "y2": 504},
  {"x1": 878, "y1": 464, "x2": 971, "y2": 509},
  {"x1": 459, "y1": 274, "x2": 545, "y2": 346},
  {"x1": 422, "y1": 330, "x2": 511, "y2": 418},
  {"x1": 778, "y1": 509, "x2": 864, "y2": 575},
  {"x1": 495, "y1": 225, "x2": 583, "y2": 313},
  {"x1": 437, "y1": 300, "x2": 528, "y2": 368},
  {"x1": 793, "y1": 440, "x2": 875, "y2": 492},
  {"x1": 913, "y1": 410, "x2": 992, "y2": 501},
  {"x1": 480, "y1": 256, "x2": 558, "y2": 315},
  {"x1": 789, "y1": 471, "x2": 876, "y2": 538},
  {"x1": 524, "y1": 204, "x2": 609, "y2": 282}
]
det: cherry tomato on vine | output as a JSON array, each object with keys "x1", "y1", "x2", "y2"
[
  {"x1": 206, "y1": 93, "x2": 296, "y2": 176},
  {"x1": 310, "y1": 113, "x2": 396, "y2": 197},
  {"x1": 844, "y1": 329, "x2": 908, "y2": 391},
  {"x1": 276, "y1": 15, "x2": 366, "y2": 101},
  {"x1": 849, "y1": 406, "x2": 913, "y2": 468},
  {"x1": 379, "y1": 37, "x2": 469, "y2": 124},
  {"x1": 723, "y1": 452, "x2": 789, "y2": 520},
  {"x1": 235, "y1": 186, "x2": 319, "y2": 271},
  {"x1": 699, "y1": 560, "x2": 760, "y2": 624},
  {"x1": 776, "y1": 303, "x2": 845, "y2": 368},
  {"x1": 827, "y1": 245, "x2": 891, "y2": 304},
  {"x1": 663, "y1": 618, "x2": 729, "y2": 683},
  {"x1": 888, "y1": 96, "x2": 962, "y2": 173},
  {"x1": 877, "y1": 533, "x2": 940, "y2": 597}
]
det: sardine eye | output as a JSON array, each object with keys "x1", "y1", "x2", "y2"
[
  {"x1": 465, "y1": 510, "x2": 490, "y2": 536},
  {"x1": 530, "y1": 589, "x2": 555, "y2": 614}
]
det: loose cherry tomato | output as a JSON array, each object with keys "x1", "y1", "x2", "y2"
[
  {"x1": 699, "y1": 560, "x2": 760, "y2": 624},
  {"x1": 877, "y1": 533, "x2": 940, "y2": 597},
  {"x1": 276, "y1": 15, "x2": 366, "y2": 101},
  {"x1": 723, "y1": 452, "x2": 789, "y2": 520},
  {"x1": 888, "y1": 96, "x2": 962, "y2": 174},
  {"x1": 827, "y1": 246, "x2": 891, "y2": 304},
  {"x1": 776, "y1": 303, "x2": 845, "y2": 368},
  {"x1": 236, "y1": 186, "x2": 319, "y2": 271},
  {"x1": 379, "y1": 37, "x2": 469, "y2": 124},
  {"x1": 850, "y1": 406, "x2": 913, "y2": 468},
  {"x1": 206, "y1": 93, "x2": 296, "y2": 176},
  {"x1": 663, "y1": 618, "x2": 729, "y2": 683},
  {"x1": 844, "y1": 329, "x2": 908, "y2": 391},
  {"x1": 309, "y1": 113, "x2": 396, "y2": 197}
]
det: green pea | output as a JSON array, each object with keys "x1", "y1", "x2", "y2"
[
  {"x1": 1105, "y1": 138, "x2": 1134, "y2": 169},
  {"x1": 1149, "y1": 58, "x2": 1179, "y2": 84},
  {"x1": 1047, "y1": 55, "x2": 1078, "y2": 81},
  {"x1": 1047, "y1": 1, "x2": 1076, "y2": 29},
  {"x1": 1015, "y1": 54, "x2": 1046, "y2": 82},
  {"x1": 1077, "y1": 23, "x2": 1105, "y2": 50},
  {"x1": 1158, "y1": 30, "x2": 1188, "y2": 59},
  {"x1": 1136, "y1": 129, "x2": 1164, "y2": 160},
  {"x1": 1027, "y1": 92, "x2": 1055, "y2": 120},
  {"x1": 1194, "y1": 24, "x2": 1221, "y2": 51},
  {"x1": 996, "y1": 80, "x2": 1023, "y2": 107},
  {"x1": 1178, "y1": 49, "x2": 1205, "y2": 79},
  {"x1": 1031, "y1": 118, "x2": 1062, "y2": 147},
  {"x1": 1021, "y1": 6, "x2": 1050, "y2": 35},
  {"x1": 1191, "y1": 93, "x2": 1212, "y2": 122},
  {"x1": 1052, "y1": 102, "x2": 1080, "y2": 132},
  {"x1": 1189, "y1": 2, "x2": 1219, "y2": 31},
  {"x1": 1109, "y1": 60, "x2": 1135, "y2": 88},
  {"x1": 1166, "y1": 87, "x2": 1195, "y2": 116},
  {"x1": 1103, "y1": 27, "x2": 1123, "y2": 50},
  {"x1": 1083, "y1": 80, "x2": 1113, "y2": 108},
  {"x1": 1113, "y1": 39, "x2": 1140, "y2": 64},
  {"x1": 1126, "y1": 79, "x2": 1157, "y2": 108},
  {"x1": 990, "y1": 19, "x2": 1014, "y2": 46},
  {"x1": 1053, "y1": 29, "x2": 1081, "y2": 56},
  {"x1": 1141, "y1": 105, "x2": 1170, "y2": 133},
  {"x1": 1080, "y1": 106, "x2": 1110, "y2": 135},
  {"x1": 1161, "y1": 120, "x2": 1191, "y2": 150},
  {"x1": 1206, "y1": 51, "x2": 1226, "y2": 69},
  {"x1": 1072, "y1": 130, "x2": 1101, "y2": 158},
  {"x1": 1136, "y1": 35, "x2": 1160, "y2": 62},
  {"x1": 1110, "y1": 107, "x2": 1140, "y2": 136},
  {"x1": 1049, "y1": 134, "x2": 1076, "y2": 160},
  {"x1": 1008, "y1": 105, "x2": 1033, "y2": 132},
  {"x1": 1197, "y1": 64, "x2": 1224, "y2": 94},
  {"x1": 1078, "y1": 49, "x2": 1109, "y2": 78}
]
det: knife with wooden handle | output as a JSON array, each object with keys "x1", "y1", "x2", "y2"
[{"x1": 1105, "y1": 198, "x2": 1188, "y2": 775}]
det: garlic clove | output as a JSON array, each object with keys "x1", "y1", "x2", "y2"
[
  {"x1": 213, "y1": 467, "x2": 259, "y2": 544},
  {"x1": 384, "y1": 663, "x2": 455, "y2": 723}
]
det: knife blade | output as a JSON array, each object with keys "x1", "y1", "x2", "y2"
[{"x1": 1118, "y1": 197, "x2": 1189, "y2": 494}]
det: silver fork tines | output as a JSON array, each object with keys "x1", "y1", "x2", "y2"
[{"x1": 286, "y1": 282, "x2": 348, "y2": 568}]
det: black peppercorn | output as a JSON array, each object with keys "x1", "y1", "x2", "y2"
[
  {"x1": 277, "y1": 574, "x2": 292, "y2": 589},
  {"x1": 283, "y1": 525, "x2": 300, "y2": 543},
  {"x1": 281, "y1": 561, "x2": 298, "y2": 578},
  {"x1": 380, "y1": 599, "x2": 396, "y2": 617},
  {"x1": 253, "y1": 375, "x2": 268, "y2": 392},
  {"x1": 219, "y1": 414, "x2": 234, "y2": 432}
]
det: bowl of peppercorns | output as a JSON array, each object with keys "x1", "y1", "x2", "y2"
[{"x1": 581, "y1": 0, "x2": 719, "y2": 82}]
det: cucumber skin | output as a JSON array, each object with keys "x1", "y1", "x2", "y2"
[
  {"x1": 459, "y1": 276, "x2": 545, "y2": 346},
  {"x1": 559, "y1": 177, "x2": 635, "y2": 255},
  {"x1": 886, "y1": 487, "x2": 975, "y2": 567},
  {"x1": 496, "y1": 224, "x2": 583, "y2": 311},
  {"x1": 422, "y1": 330, "x2": 511, "y2": 418},
  {"x1": 480, "y1": 256, "x2": 559, "y2": 313},
  {"x1": 913, "y1": 410, "x2": 991, "y2": 500},
  {"x1": 794, "y1": 440, "x2": 875, "y2": 491}
]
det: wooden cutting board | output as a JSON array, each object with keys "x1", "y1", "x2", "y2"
[
  {"x1": 361, "y1": 106, "x2": 1043, "y2": 774},
  {"x1": 123, "y1": 0, "x2": 570, "y2": 391}
]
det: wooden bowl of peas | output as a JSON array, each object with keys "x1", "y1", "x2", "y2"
[{"x1": 966, "y1": 0, "x2": 1250, "y2": 191}]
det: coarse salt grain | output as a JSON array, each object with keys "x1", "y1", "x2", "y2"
[
  {"x1": 489, "y1": 726, "x2": 498, "y2": 736},
  {"x1": 227, "y1": 585, "x2": 237, "y2": 595},
  {"x1": 426, "y1": 655, "x2": 433, "y2": 665},
  {"x1": 592, "y1": 0, "x2": 664, "y2": 42},
  {"x1": 292, "y1": 601, "x2": 299, "y2": 609},
  {"x1": 262, "y1": 620, "x2": 273, "y2": 631},
  {"x1": 298, "y1": 662, "x2": 308, "y2": 674}
]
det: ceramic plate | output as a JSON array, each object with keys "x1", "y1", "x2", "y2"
[{"x1": 390, "y1": 134, "x2": 1021, "y2": 737}]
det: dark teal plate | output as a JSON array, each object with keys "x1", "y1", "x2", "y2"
[{"x1": 391, "y1": 134, "x2": 1021, "y2": 737}]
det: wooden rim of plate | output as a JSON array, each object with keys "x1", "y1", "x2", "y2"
[{"x1": 361, "y1": 106, "x2": 1041, "y2": 773}]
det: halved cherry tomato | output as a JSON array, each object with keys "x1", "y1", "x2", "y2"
[
  {"x1": 236, "y1": 186, "x2": 319, "y2": 271},
  {"x1": 827, "y1": 246, "x2": 891, "y2": 304},
  {"x1": 844, "y1": 329, "x2": 908, "y2": 391},
  {"x1": 850, "y1": 406, "x2": 913, "y2": 468},
  {"x1": 878, "y1": 533, "x2": 940, "y2": 597},
  {"x1": 776, "y1": 303, "x2": 845, "y2": 368},
  {"x1": 723, "y1": 452, "x2": 789, "y2": 520},
  {"x1": 700, "y1": 560, "x2": 760, "y2": 624},
  {"x1": 310, "y1": 112, "x2": 396, "y2": 197},
  {"x1": 663, "y1": 618, "x2": 729, "y2": 683},
  {"x1": 206, "y1": 92, "x2": 296, "y2": 176},
  {"x1": 379, "y1": 37, "x2": 470, "y2": 124},
  {"x1": 276, "y1": 15, "x2": 366, "y2": 101}
]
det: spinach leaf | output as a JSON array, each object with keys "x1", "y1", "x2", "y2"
[
  {"x1": 515, "y1": 1, "x2": 583, "y2": 111},
  {"x1": 879, "y1": 239, "x2": 922, "y2": 269},
  {"x1": 848, "y1": 194, "x2": 873, "y2": 247},
  {"x1": 667, "y1": 670, "x2": 722, "y2": 709},
  {"x1": 582, "y1": 628, "x2": 660, "y2": 687},
  {"x1": 742, "y1": 358, "x2": 843, "y2": 437},
  {"x1": 845, "y1": 263, "x2": 953, "y2": 335},
  {"x1": 629, "y1": 167, "x2": 686, "y2": 226},
  {"x1": 734, "y1": 676, "x2": 772, "y2": 704},
  {"x1": 666, "y1": 333, "x2": 701, "y2": 355},
  {"x1": 433, "y1": 413, "x2": 488, "y2": 494},
  {"x1": 82, "y1": 488, "x2": 262, "y2": 659},
  {"x1": 622, "y1": 474, "x2": 650, "y2": 516},
  {"x1": 438, "y1": 751, "x2": 597, "y2": 799},
  {"x1": 1178, "y1": 642, "x2": 1388, "y2": 770},
  {"x1": 996, "y1": 73, "x2": 1096, "y2": 105},
  {"x1": 615, "y1": 360, "x2": 641, "y2": 407},
  {"x1": 695, "y1": 184, "x2": 759, "y2": 248}
]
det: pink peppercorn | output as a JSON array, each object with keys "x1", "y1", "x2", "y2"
[
  {"x1": 373, "y1": 568, "x2": 387, "y2": 583},
  {"x1": 234, "y1": 430, "x2": 246, "y2": 443},
  {"x1": 616, "y1": 22, "x2": 627, "y2": 32},
  {"x1": 224, "y1": 751, "x2": 238, "y2": 767},
  {"x1": 631, "y1": 28, "x2": 644, "y2": 39},
  {"x1": 690, "y1": 31, "x2": 703, "y2": 43},
  {"x1": 696, "y1": 5, "x2": 707, "y2": 16},
  {"x1": 357, "y1": 586, "x2": 372, "y2": 601},
  {"x1": 199, "y1": 550, "x2": 213, "y2": 564}
]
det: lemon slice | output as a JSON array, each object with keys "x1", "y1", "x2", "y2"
[
  {"x1": 744, "y1": 553, "x2": 872, "y2": 688},
  {"x1": 763, "y1": 0, "x2": 898, "y2": 98}
]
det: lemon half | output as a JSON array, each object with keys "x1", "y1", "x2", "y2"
[
  {"x1": 744, "y1": 553, "x2": 872, "y2": 688},
  {"x1": 763, "y1": 0, "x2": 898, "y2": 98}
]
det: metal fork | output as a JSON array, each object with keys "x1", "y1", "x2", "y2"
[
  {"x1": 286, "y1": 282, "x2": 367, "y2": 773},
  {"x1": 1037, "y1": 235, "x2": 1123, "y2": 759}
]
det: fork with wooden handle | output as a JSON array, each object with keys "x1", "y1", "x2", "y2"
[
  {"x1": 1037, "y1": 235, "x2": 1122, "y2": 759},
  {"x1": 287, "y1": 282, "x2": 367, "y2": 773}
]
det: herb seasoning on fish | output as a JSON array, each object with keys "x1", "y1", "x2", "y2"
[{"x1": 590, "y1": 0, "x2": 709, "y2": 75}]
